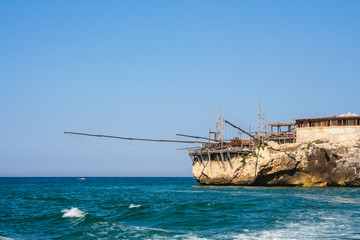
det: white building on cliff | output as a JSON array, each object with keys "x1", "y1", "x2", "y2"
[{"x1": 295, "y1": 113, "x2": 360, "y2": 143}]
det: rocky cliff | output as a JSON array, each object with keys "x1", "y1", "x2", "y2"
[{"x1": 192, "y1": 139, "x2": 360, "y2": 186}]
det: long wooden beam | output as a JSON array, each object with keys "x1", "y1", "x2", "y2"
[
  {"x1": 64, "y1": 131, "x2": 207, "y2": 144},
  {"x1": 176, "y1": 133, "x2": 221, "y2": 142},
  {"x1": 224, "y1": 120, "x2": 257, "y2": 140}
]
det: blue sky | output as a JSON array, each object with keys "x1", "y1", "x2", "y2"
[{"x1": 1, "y1": 1, "x2": 359, "y2": 177}]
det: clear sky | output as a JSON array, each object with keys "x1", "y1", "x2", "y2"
[{"x1": 1, "y1": 0, "x2": 359, "y2": 177}]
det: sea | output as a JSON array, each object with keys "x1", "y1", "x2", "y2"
[{"x1": 1, "y1": 177, "x2": 359, "y2": 240}]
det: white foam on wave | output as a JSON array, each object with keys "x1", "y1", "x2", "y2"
[
  {"x1": 0, "y1": 236, "x2": 14, "y2": 240},
  {"x1": 88, "y1": 221, "x2": 173, "y2": 239},
  {"x1": 61, "y1": 207, "x2": 86, "y2": 218},
  {"x1": 295, "y1": 193, "x2": 360, "y2": 204},
  {"x1": 172, "y1": 233, "x2": 209, "y2": 240},
  {"x1": 149, "y1": 233, "x2": 209, "y2": 240},
  {"x1": 129, "y1": 203, "x2": 141, "y2": 208},
  {"x1": 216, "y1": 212, "x2": 354, "y2": 240},
  {"x1": 133, "y1": 226, "x2": 170, "y2": 233}
]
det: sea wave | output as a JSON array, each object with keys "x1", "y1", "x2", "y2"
[
  {"x1": 295, "y1": 193, "x2": 360, "y2": 204},
  {"x1": 129, "y1": 203, "x2": 141, "y2": 208},
  {"x1": 0, "y1": 236, "x2": 14, "y2": 240},
  {"x1": 87, "y1": 221, "x2": 172, "y2": 239},
  {"x1": 61, "y1": 207, "x2": 86, "y2": 218},
  {"x1": 216, "y1": 215, "x2": 353, "y2": 240},
  {"x1": 171, "y1": 233, "x2": 209, "y2": 240},
  {"x1": 2, "y1": 178, "x2": 360, "y2": 239}
]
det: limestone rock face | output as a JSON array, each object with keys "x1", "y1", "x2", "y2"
[{"x1": 192, "y1": 139, "x2": 360, "y2": 186}]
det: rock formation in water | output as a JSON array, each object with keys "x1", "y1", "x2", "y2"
[{"x1": 192, "y1": 139, "x2": 360, "y2": 186}]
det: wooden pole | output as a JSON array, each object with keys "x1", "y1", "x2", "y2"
[
  {"x1": 262, "y1": 110, "x2": 265, "y2": 138},
  {"x1": 176, "y1": 133, "x2": 220, "y2": 142},
  {"x1": 209, "y1": 128, "x2": 211, "y2": 143},
  {"x1": 199, "y1": 153, "x2": 204, "y2": 166},
  {"x1": 226, "y1": 151, "x2": 233, "y2": 169},
  {"x1": 64, "y1": 131, "x2": 207, "y2": 144},
  {"x1": 258, "y1": 100, "x2": 261, "y2": 139},
  {"x1": 225, "y1": 120, "x2": 257, "y2": 140},
  {"x1": 254, "y1": 146, "x2": 260, "y2": 179},
  {"x1": 207, "y1": 150, "x2": 212, "y2": 175},
  {"x1": 218, "y1": 153, "x2": 225, "y2": 169},
  {"x1": 222, "y1": 118, "x2": 225, "y2": 147}
]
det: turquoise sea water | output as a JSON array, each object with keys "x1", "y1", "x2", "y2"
[{"x1": 1, "y1": 177, "x2": 360, "y2": 239}]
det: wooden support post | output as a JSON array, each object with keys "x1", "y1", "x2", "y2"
[
  {"x1": 220, "y1": 151, "x2": 226, "y2": 170},
  {"x1": 190, "y1": 155, "x2": 195, "y2": 164},
  {"x1": 207, "y1": 150, "x2": 212, "y2": 174},
  {"x1": 262, "y1": 109, "x2": 264, "y2": 138},
  {"x1": 227, "y1": 151, "x2": 231, "y2": 161},
  {"x1": 278, "y1": 121, "x2": 280, "y2": 133},
  {"x1": 215, "y1": 154, "x2": 222, "y2": 168},
  {"x1": 199, "y1": 153, "x2": 204, "y2": 166},
  {"x1": 209, "y1": 128, "x2": 211, "y2": 143},
  {"x1": 226, "y1": 151, "x2": 233, "y2": 169},
  {"x1": 258, "y1": 100, "x2": 261, "y2": 139}
]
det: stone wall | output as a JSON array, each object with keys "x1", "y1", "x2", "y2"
[{"x1": 297, "y1": 126, "x2": 360, "y2": 143}]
